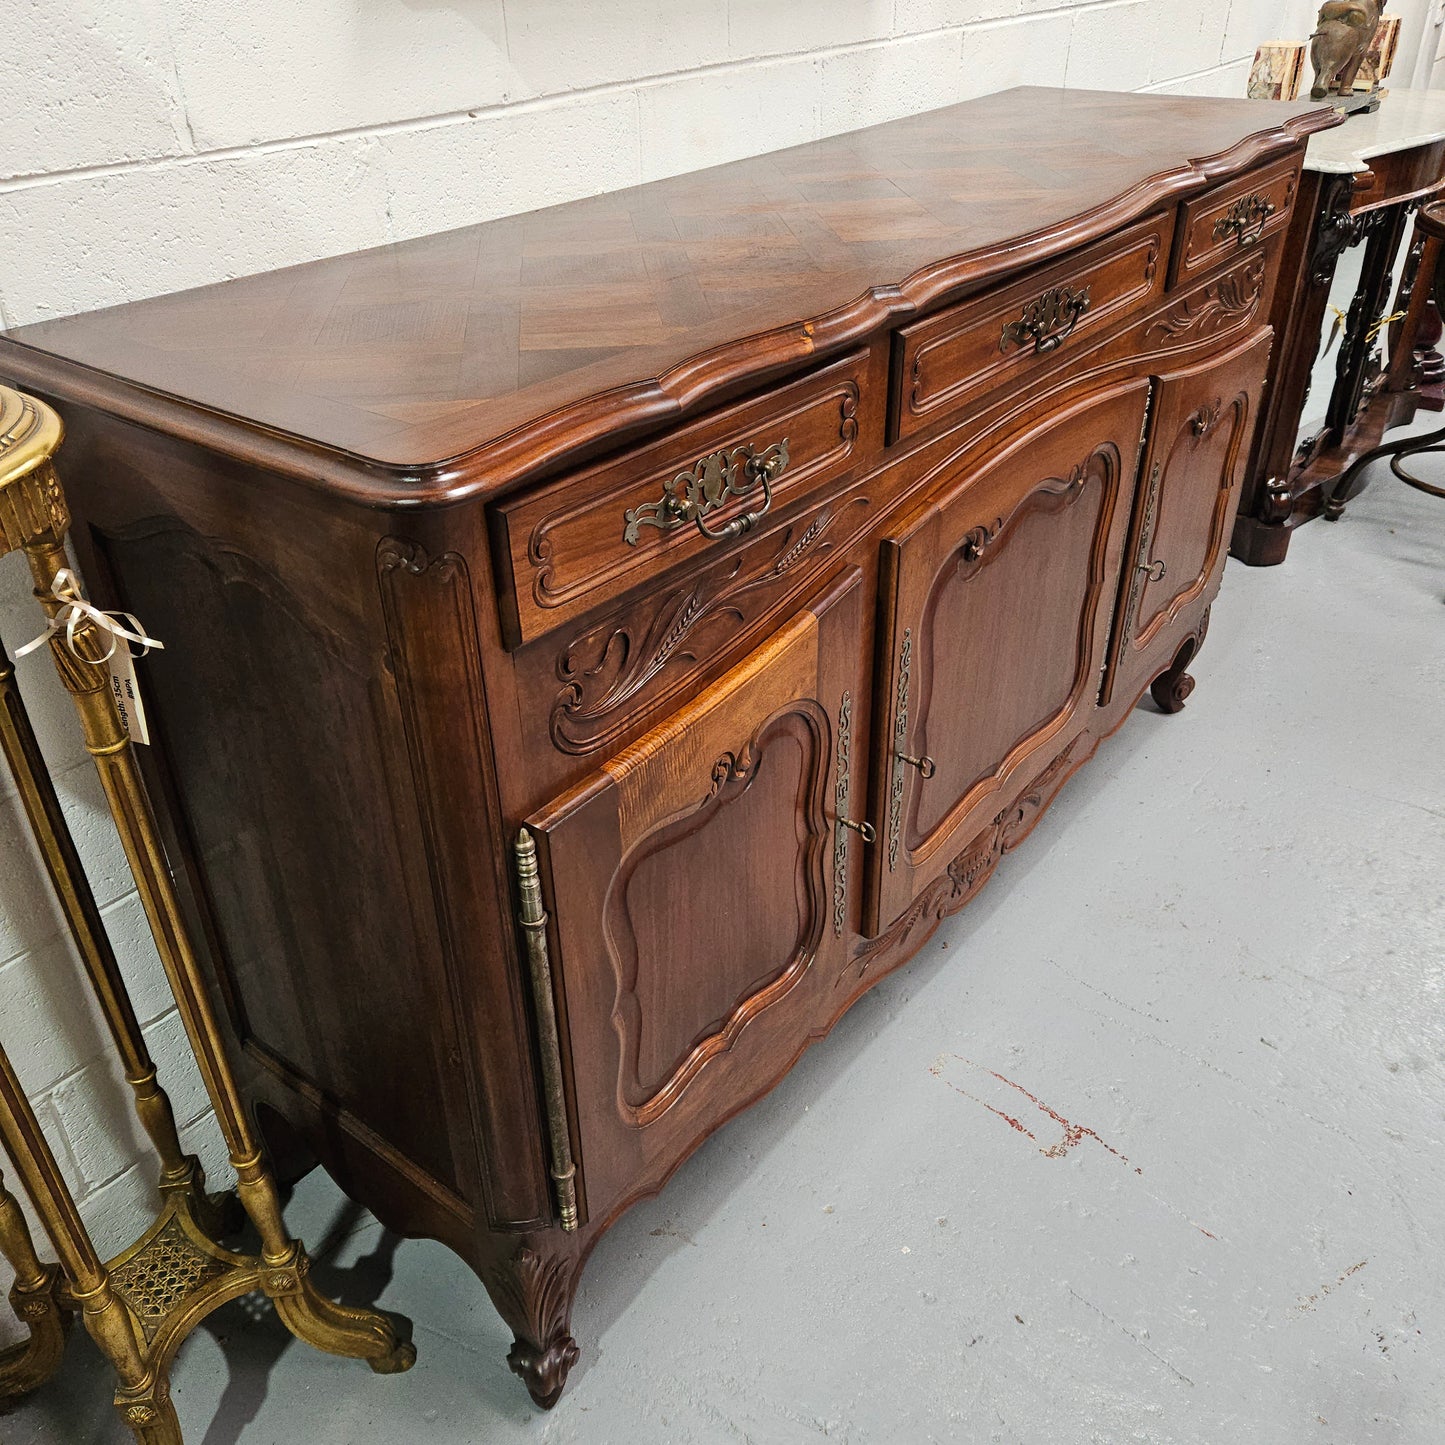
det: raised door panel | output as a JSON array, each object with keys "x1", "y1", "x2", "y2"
[
  {"x1": 870, "y1": 380, "x2": 1151, "y2": 934},
  {"x1": 1102, "y1": 328, "x2": 1272, "y2": 708},
  {"x1": 528, "y1": 568, "x2": 867, "y2": 1223}
]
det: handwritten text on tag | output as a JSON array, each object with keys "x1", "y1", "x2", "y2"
[{"x1": 108, "y1": 647, "x2": 150, "y2": 746}]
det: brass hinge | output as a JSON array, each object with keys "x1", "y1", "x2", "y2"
[
  {"x1": 513, "y1": 828, "x2": 578, "y2": 1232},
  {"x1": 1138, "y1": 383, "x2": 1155, "y2": 454}
]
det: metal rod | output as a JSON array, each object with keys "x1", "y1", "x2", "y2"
[{"x1": 514, "y1": 829, "x2": 579, "y2": 1231}]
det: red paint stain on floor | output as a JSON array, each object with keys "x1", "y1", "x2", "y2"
[{"x1": 930, "y1": 1055, "x2": 1142, "y2": 1172}]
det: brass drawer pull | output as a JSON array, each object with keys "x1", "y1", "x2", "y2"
[
  {"x1": 999, "y1": 285, "x2": 1091, "y2": 356},
  {"x1": 1213, "y1": 194, "x2": 1276, "y2": 248},
  {"x1": 622, "y1": 438, "x2": 790, "y2": 546},
  {"x1": 896, "y1": 751, "x2": 936, "y2": 779},
  {"x1": 837, "y1": 817, "x2": 876, "y2": 842},
  {"x1": 1137, "y1": 558, "x2": 1166, "y2": 582}
]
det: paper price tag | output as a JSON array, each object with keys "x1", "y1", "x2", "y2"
[{"x1": 109, "y1": 647, "x2": 151, "y2": 746}]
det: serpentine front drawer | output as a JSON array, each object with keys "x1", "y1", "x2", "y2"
[
  {"x1": 1170, "y1": 152, "x2": 1299, "y2": 286},
  {"x1": 889, "y1": 211, "x2": 1170, "y2": 444},
  {"x1": 491, "y1": 349, "x2": 883, "y2": 647}
]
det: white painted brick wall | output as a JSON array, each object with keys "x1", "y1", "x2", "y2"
[{"x1": 0, "y1": 0, "x2": 1424, "y2": 1342}]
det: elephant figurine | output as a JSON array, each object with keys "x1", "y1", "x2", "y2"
[{"x1": 1310, "y1": 0, "x2": 1383, "y2": 99}]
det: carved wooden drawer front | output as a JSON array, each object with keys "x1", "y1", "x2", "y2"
[
  {"x1": 525, "y1": 473, "x2": 881, "y2": 759},
  {"x1": 526, "y1": 567, "x2": 867, "y2": 1223},
  {"x1": 492, "y1": 350, "x2": 882, "y2": 647},
  {"x1": 1138, "y1": 240, "x2": 1277, "y2": 356},
  {"x1": 1170, "y1": 154, "x2": 1298, "y2": 287},
  {"x1": 890, "y1": 213, "x2": 1168, "y2": 444},
  {"x1": 870, "y1": 377, "x2": 1150, "y2": 935},
  {"x1": 1101, "y1": 327, "x2": 1272, "y2": 708}
]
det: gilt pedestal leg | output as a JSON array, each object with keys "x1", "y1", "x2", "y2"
[
  {"x1": 0, "y1": 1164, "x2": 71, "y2": 1403},
  {"x1": 0, "y1": 1042, "x2": 171, "y2": 1444},
  {"x1": 0, "y1": 637, "x2": 238, "y2": 1248}
]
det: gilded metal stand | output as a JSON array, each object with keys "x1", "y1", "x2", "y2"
[
  {"x1": 0, "y1": 1162, "x2": 71, "y2": 1400},
  {"x1": 0, "y1": 385, "x2": 414, "y2": 1441}
]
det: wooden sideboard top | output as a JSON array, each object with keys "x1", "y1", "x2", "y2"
[{"x1": 0, "y1": 87, "x2": 1333, "y2": 504}]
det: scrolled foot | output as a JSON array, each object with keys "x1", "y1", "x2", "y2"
[
  {"x1": 1149, "y1": 610, "x2": 1209, "y2": 715},
  {"x1": 1150, "y1": 668, "x2": 1195, "y2": 714},
  {"x1": 264, "y1": 1248, "x2": 416, "y2": 1374},
  {"x1": 482, "y1": 1242, "x2": 584, "y2": 1409},
  {"x1": 507, "y1": 1332, "x2": 580, "y2": 1409}
]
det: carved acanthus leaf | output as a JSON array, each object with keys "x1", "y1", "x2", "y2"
[
  {"x1": 482, "y1": 1246, "x2": 581, "y2": 1409},
  {"x1": 1145, "y1": 254, "x2": 1266, "y2": 343}
]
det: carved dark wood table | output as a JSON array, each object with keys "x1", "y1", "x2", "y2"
[
  {"x1": 0, "y1": 88, "x2": 1335, "y2": 1413},
  {"x1": 1233, "y1": 88, "x2": 1445, "y2": 565}
]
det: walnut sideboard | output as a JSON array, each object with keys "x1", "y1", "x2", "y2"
[{"x1": 0, "y1": 88, "x2": 1335, "y2": 1410}]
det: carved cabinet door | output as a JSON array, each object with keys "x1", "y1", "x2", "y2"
[
  {"x1": 869, "y1": 379, "x2": 1151, "y2": 934},
  {"x1": 1100, "y1": 327, "x2": 1272, "y2": 708},
  {"x1": 526, "y1": 568, "x2": 867, "y2": 1224}
]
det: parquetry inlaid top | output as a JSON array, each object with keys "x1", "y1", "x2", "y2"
[{"x1": 0, "y1": 88, "x2": 1333, "y2": 502}]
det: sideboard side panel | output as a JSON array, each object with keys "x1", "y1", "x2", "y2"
[
  {"x1": 377, "y1": 535, "x2": 552, "y2": 1231},
  {"x1": 38, "y1": 404, "x2": 495, "y2": 1231}
]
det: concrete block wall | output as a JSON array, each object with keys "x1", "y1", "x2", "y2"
[{"x1": 0, "y1": 0, "x2": 1419, "y2": 1331}]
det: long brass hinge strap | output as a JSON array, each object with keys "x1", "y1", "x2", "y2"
[{"x1": 513, "y1": 828, "x2": 579, "y2": 1232}]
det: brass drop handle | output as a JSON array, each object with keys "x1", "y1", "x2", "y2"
[
  {"x1": 896, "y1": 751, "x2": 936, "y2": 779},
  {"x1": 1000, "y1": 285, "x2": 1091, "y2": 356},
  {"x1": 692, "y1": 455, "x2": 776, "y2": 542},
  {"x1": 1213, "y1": 194, "x2": 1276, "y2": 249},
  {"x1": 622, "y1": 438, "x2": 790, "y2": 546},
  {"x1": 1137, "y1": 558, "x2": 1167, "y2": 582},
  {"x1": 837, "y1": 817, "x2": 876, "y2": 843}
]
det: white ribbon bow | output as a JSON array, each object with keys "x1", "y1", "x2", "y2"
[{"x1": 15, "y1": 568, "x2": 165, "y2": 664}]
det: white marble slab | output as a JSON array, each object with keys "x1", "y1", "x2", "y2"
[{"x1": 1306, "y1": 87, "x2": 1445, "y2": 173}]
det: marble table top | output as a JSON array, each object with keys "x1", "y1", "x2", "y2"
[{"x1": 1306, "y1": 88, "x2": 1445, "y2": 174}]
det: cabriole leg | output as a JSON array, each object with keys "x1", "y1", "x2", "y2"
[
  {"x1": 1150, "y1": 607, "x2": 1211, "y2": 715},
  {"x1": 482, "y1": 1240, "x2": 583, "y2": 1409}
]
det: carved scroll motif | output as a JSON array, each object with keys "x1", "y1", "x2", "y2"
[
  {"x1": 1145, "y1": 254, "x2": 1267, "y2": 343},
  {"x1": 551, "y1": 496, "x2": 869, "y2": 754},
  {"x1": 482, "y1": 1246, "x2": 582, "y2": 1409}
]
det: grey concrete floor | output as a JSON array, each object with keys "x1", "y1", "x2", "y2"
[{"x1": 5, "y1": 454, "x2": 1442, "y2": 1444}]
